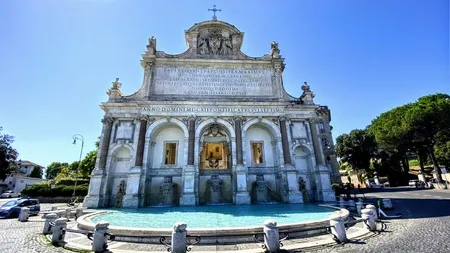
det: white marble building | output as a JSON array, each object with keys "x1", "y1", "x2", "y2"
[{"x1": 84, "y1": 18, "x2": 340, "y2": 208}]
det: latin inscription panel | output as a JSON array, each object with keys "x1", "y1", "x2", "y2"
[{"x1": 153, "y1": 66, "x2": 274, "y2": 97}]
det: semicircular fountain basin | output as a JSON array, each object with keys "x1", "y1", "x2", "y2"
[{"x1": 78, "y1": 204, "x2": 347, "y2": 244}]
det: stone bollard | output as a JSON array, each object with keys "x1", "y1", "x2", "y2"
[
  {"x1": 75, "y1": 208, "x2": 83, "y2": 219},
  {"x1": 263, "y1": 219, "x2": 280, "y2": 253},
  {"x1": 356, "y1": 200, "x2": 364, "y2": 216},
  {"x1": 51, "y1": 206, "x2": 58, "y2": 211},
  {"x1": 18, "y1": 207, "x2": 30, "y2": 222},
  {"x1": 92, "y1": 221, "x2": 110, "y2": 253},
  {"x1": 361, "y1": 209, "x2": 376, "y2": 231},
  {"x1": 43, "y1": 213, "x2": 59, "y2": 235},
  {"x1": 64, "y1": 208, "x2": 71, "y2": 219},
  {"x1": 382, "y1": 199, "x2": 393, "y2": 209},
  {"x1": 171, "y1": 222, "x2": 187, "y2": 253},
  {"x1": 366, "y1": 204, "x2": 378, "y2": 221},
  {"x1": 329, "y1": 213, "x2": 347, "y2": 243},
  {"x1": 51, "y1": 218, "x2": 68, "y2": 246},
  {"x1": 348, "y1": 200, "x2": 356, "y2": 211}
]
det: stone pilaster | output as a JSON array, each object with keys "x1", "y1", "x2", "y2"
[
  {"x1": 180, "y1": 116, "x2": 196, "y2": 206},
  {"x1": 309, "y1": 118, "x2": 325, "y2": 165},
  {"x1": 98, "y1": 117, "x2": 115, "y2": 169},
  {"x1": 122, "y1": 167, "x2": 142, "y2": 208},
  {"x1": 134, "y1": 120, "x2": 147, "y2": 167},
  {"x1": 187, "y1": 117, "x2": 195, "y2": 165},
  {"x1": 83, "y1": 116, "x2": 114, "y2": 208},
  {"x1": 279, "y1": 117, "x2": 303, "y2": 203},
  {"x1": 234, "y1": 117, "x2": 250, "y2": 205},
  {"x1": 279, "y1": 118, "x2": 292, "y2": 165}
]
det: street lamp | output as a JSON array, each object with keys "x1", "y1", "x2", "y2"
[{"x1": 72, "y1": 134, "x2": 84, "y2": 202}]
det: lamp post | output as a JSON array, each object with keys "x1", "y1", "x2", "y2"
[{"x1": 72, "y1": 134, "x2": 84, "y2": 201}]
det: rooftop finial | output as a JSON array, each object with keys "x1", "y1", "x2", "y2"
[{"x1": 208, "y1": 4, "x2": 221, "y2": 20}]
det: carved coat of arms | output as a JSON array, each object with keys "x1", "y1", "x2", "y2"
[{"x1": 197, "y1": 29, "x2": 233, "y2": 56}]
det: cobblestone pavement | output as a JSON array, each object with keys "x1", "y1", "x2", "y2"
[
  {"x1": 0, "y1": 202, "x2": 70, "y2": 253},
  {"x1": 314, "y1": 187, "x2": 450, "y2": 253},
  {"x1": 1, "y1": 188, "x2": 450, "y2": 253}
]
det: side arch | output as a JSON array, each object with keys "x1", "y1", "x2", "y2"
[
  {"x1": 242, "y1": 118, "x2": 281, "y2": 139},
  {"x1": 146, "y1": 118, "x2": 189, "y2": 139}
]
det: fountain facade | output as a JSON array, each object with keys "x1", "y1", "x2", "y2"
[{"x1": 84, "y1": 18, "x2": 340, "y2": 209}]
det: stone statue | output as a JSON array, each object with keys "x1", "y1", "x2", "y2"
[
  {"x1": 146, "y1": 36, "x2": 157, "y2": 55},
  {"x1": 220, "y1": 37, "x2": 232, "y2": 55},
  {"x1": 160, "y1": 177, "x2": 175, "y2": 206},
  {"x1": 255, "y1": 174, "x2": 271, "y2": 203},
  {"x1": 300, "y1": 81, "x2": 315, "y2": 104},
  {"x1": 209, "y1": 35, "x2": 221, "y2": 55},
  {"x1": 207, "y1": 174, "x2": 223, "y2": 204},
  {"x1": 270, "y1": 41, "x2": 280, "y2": 58},
  {"x1": 198, "y1": 37, "x2": 209, "y2": 55},
  {"x1": 115, "y1": 180, "x2": 126, "y2": 208},
  {"x1": 299, "y1": 177, "x2": 309, "y2": 202},
  {"x1": 112, "y1": 78, "x2": 121, "y2": 89}
]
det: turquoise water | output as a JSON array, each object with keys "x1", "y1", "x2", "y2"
[{"x1": 91, "y1": 204, "x2": 334, "y2": 229}]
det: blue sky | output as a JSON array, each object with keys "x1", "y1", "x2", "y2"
[{"x1": 1, "y1": 0, "x2": 448, "y2": 168}]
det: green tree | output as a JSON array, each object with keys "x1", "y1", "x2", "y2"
[
  {"x1": 46, "y1": 162, "x2": 69, "y2": 179},
  {"x1": 335, "y1": 129, "x2": 378, "y2": 181},
  {"x1": 79, "y1": 150, "x2": 97, "y2": 178},
  {"x1": 403, "y1": 94, "x2": 450, "y2": 182},
  {"x1": 0, "y1": 127, "x2": 18, "y2": 181},
  {"x1": 29, "y1": 166, "x2": 43, "y2": 178}
]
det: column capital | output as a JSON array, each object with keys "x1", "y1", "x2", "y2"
[{"x1": 101, "y1": 116, "x2": 116, "y2": 124}]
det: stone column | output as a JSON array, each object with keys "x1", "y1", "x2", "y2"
[
  {"x1": 309, "y1": 119, "x2": 324, "y2": 165},
  {"x1": 134, "y1": 120, "x2": 147, "y2": 167},
  {"x1": 280, "y1": 117, "x2": 303, "y2": 203},
  {"x1": 279, "y1": 118, "x2": 291, "y2": 165},
  {"x1": 188, "y1": 117, "x2": 195, "y2": 165},
  {"x1": 84, "y1": 117, "x2": 114, "y2": 208},
  {"x1": 310, "y1": 118, "x2": 335, "y2": 202},
  {"x1": 234, "y1": 117, "x2": 250, "y2": 204},
  {"x1": 98, "y1": 117, "x2": 114, "y2": 169},
  {"x1": 180, "y1": 117, "x2": 196, "y2": 206}
]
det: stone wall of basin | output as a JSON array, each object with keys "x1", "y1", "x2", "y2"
[{"x1": 77, "y1": 209, "x2": 349, "y2": 244}]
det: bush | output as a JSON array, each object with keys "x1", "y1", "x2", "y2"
[
  {"x1": 21, "y1": 183, "x2": 88, "y2": 197},
  {"x1": 56, "y1": 178, "x2": 89, "y2": 186},
  {"x1": 409, "y1": 159, "x2": 420, "y2": 167}
]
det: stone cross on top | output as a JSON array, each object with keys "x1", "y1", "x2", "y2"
[{"x1": 208, "y1": 5, "x2": 221, "y2": 20}]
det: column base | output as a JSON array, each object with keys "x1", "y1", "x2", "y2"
[
  {"x1": 320, "y1": 190, "x2": 336, "y2": 202},
  {"x1": 235, "y1": 192, "x2": 251, "y2": 205},
  {"x1": 180, "y1": 193, "x2": 196, "y2": 206},
  {"x1": 83, "y1": 195, "x2": 106, "y2": 208},
  {"x1": 122, "y1": 194, "x2": 139, "y2": 208},
  {"x1": 288, "y1": 191, "x2": 304, "y2": 203}
]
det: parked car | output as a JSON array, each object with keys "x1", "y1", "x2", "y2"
[
  {"x1": 409, "y1": 179, "x2": 419, "y2": 187},
  {"x1": 0, "y1": 198, "x2": 40, "y2": 218},
  {"x1": 0, "y1": 190, "x2": 20, "y2": 198},
  {"x1": 368, "y1": 182, "x2": 384, "y2": 188}
]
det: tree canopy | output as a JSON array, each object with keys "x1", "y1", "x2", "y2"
[
  {"x1": 29, "y1": 166, "x2": 43, "y2": 178},
  {"x1": 0, "y1": 127, "x2": 18, "y2": 181},
  {"x1": 335, "y1": 129, "x2": 378, "y2": 173},
  {"x1": 367, "y1": 93, "x2": 450, "y2": 182}
]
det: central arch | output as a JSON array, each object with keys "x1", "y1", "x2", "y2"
[{"x1": 195, "y1": 118, "x2": 235, "y2": 205}]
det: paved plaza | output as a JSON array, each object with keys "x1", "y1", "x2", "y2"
[{"x1": 0, "y1": 187, "x2": 449, "y2": 253}]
